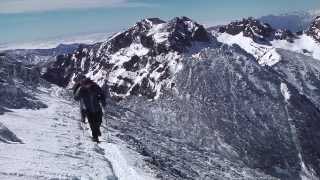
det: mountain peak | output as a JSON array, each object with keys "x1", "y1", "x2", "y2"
[
  {"x1": 100, "y1": 16, "x2": 210, "y2": 56},
  {"x1": 43, "y1": 17, "x2": 212, "y2": 100},
  {"x1": 133, "y1": 18, "x2": 166, "y2": 31},
  {"x1": 219, "y1": 17, "x2": 273, "y2": 36},
  {"x1": 218, "y1": 17, "x2": 295, "y2": 43}
]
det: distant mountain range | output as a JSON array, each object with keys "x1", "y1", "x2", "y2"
[{"x1": 259, "y1": 11, "x2": 318, "y2": 32}]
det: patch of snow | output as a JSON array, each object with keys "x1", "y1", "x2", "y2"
[
  {"x1": 100, "y1": 142, "x2": 157, "y2": 180},
  {"x1": 144, "y1": 19, "x2": 154, "y2": 26},
  {"x1": 86, "y1": 68, "x2": 108, "y2": 87},
  {"x1": 259, "y1": 48, "x2": 281, "y2": 67},
  {"x1": 271, "y1": 34, "x2": 320, "y2": 60},
  {"x1": 298, "y1": 153, "x2": 318, "y2": 180},
  {"x1": 280, "y1": 83, "x2": 291, "y2": 102},
  {"x1": 186, "y1": 20, "x2": 198, "y2": 31},
  {"x1": 147, "y1": 23, "x2": 169, "y2": 44},
  {"x1": 164, "y1": 51, "x2": 183, "y2": 73},
  {"x1": 154, "y1": 32, "x2": 170, "y2": 44},
  {"x1": 125, "y1": 43, "x2": 150, "y2": 57},
  {"x1": 250, "y1": 27, "x2": 264, "y2": 39},
  {"x1": 109, "y1": 43, "x2": 149, "y2": 65},
  {"x1": 217, "y1": 32, "x2": 281, "y2": 66},
  {"x1": 192, "y1": 52, "x2": 202, "y2": 59}
]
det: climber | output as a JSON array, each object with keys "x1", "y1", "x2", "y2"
[{"x1": 74, "y1": 78, "x2": 106, "y2": 142}]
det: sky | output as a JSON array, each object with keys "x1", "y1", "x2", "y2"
[{"x1": 0, "y1": 0, "x2": 319, "y2": 48}]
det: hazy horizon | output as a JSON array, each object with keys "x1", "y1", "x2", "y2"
[{"x1": 1, "y1": 0, "x2": 319, "y2": 49}]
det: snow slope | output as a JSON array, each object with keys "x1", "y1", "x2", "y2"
[
  {"x1": 216, "y1": 32, "x2": 320, "y2": 66},
  {"x1": 217, "y1": 32, "x2": 281, "y2": 66},
  {"x1": 0, "y1": 86, "x2": 156, "y2": 180},
  {"x1": 272, "y1": 34, "x2": 320, "y2": 60}
]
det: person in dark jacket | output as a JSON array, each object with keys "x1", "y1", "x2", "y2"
[{"x1": 74, "y1": 78, "x2": 106, "y2": 142}]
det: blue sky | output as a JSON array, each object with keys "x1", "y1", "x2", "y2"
[{"x1": 0, "y1": 0, "x2": 319, "y2": 46}]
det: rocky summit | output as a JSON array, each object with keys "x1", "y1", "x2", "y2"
[
  {"x1": 218, "y1": 17, "x2": 296, "y2": 44},
  {"x1": 42, "y1": 17, "x2": 212, "y2": 100}
]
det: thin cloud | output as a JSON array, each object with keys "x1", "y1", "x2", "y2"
[
  {"x1": 0, "y1": 0, "x2": 151, "y2": 13},
  {"x1": 309, "y1": 9, "x2": 320, "y2": 16}
]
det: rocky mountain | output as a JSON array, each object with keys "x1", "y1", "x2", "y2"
[
  {"x1": 2, "y1": 15, "x2": 320, "y2": 179},
  {"x1": 213, "y1": 17, "x2": 320, "y2": 66},
  {"x1": 218, "y1": 17, "x2": 295, "y2": 43},
  {"x1": 42, "y1": 17, "x2": 212, "y2": 100},
  {"x1": 0, "y1": 55, "x2": 46, "y2": 115},
  {"x1": 0, "y1": 43, "x2": 79, "y2": 114},
  {"x1": 111, "y1": 45, "x2": 320, "y2": 180},
  {"x1": 34, "y1": 16, "x2": 320, "y2": 179}
]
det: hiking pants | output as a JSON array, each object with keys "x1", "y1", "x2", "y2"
[{"x1": 86, "y1": 111, "x2": 102, "y2": 138}]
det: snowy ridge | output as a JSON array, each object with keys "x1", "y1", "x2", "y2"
[
  {"x1": 0, "y1": 86, "x2": 157, "y2": 179},
  {"x1": 214, "y1": 16, "x2": 320, "y2": 66},
  {"x1": 272, "y1": 34, "x2": 320, "y2": 60},
  {"x1": 43, "y1": 16, "x2": 210, "y2": 100},
  {"x1": 216, "y1": 32, "x2": 320, "y2": 63},
  {"x1": 100, "y1": 143, "x2": 156, "y2": 180},
  {"x1": 217, "y1": 32, "x2": 281, "y2": 66},
  {"x1": 81, "y1": 116, "x2": 156, "y2": 180}
]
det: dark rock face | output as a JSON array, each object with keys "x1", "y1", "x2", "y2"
[
  {"x1": 307, "y1": 16, "x2": 320, "y2": 42},
  {"x1": 40, "y1": 44, "x2": 94, "y2": 87},
  {"x1": 0, "y1": 43, "x2": 80, "y2": 111},
  {"x1": 0, "y1": 122, "x2": 23, "y2": 143},
  {"x1": 167, "y1": 17, "x2": 210, "y2": 52},
  {"x1": 273, "y1": 49, "x2": 320, "y2": 110},
  {"x1": 0, "y1": 55, "x2": 47, "y2": 111},
  {"x1": 219, "y1": 18, "x2": 273, "y2": 41},
  {"x1": 106, "y1": 46, "x2": 320, "y2": 179},
  {"x1": 41, "y1": 54, "x2": 76, "y2": 87}
]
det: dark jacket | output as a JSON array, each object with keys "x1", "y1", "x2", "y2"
[{"x1": 74, "y1": 80, "x2": 106, "y2": 113}]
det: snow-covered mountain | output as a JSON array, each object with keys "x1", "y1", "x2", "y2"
[
  {"x1": 42, "y1": 17, "x2": 212, "y2": 99},
  {"x1": 2, "y1": 15, "x2": 320, "y2": 180},
  {"x1": 213, "y1": 16, "x2": 320, "y2": 67}
]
